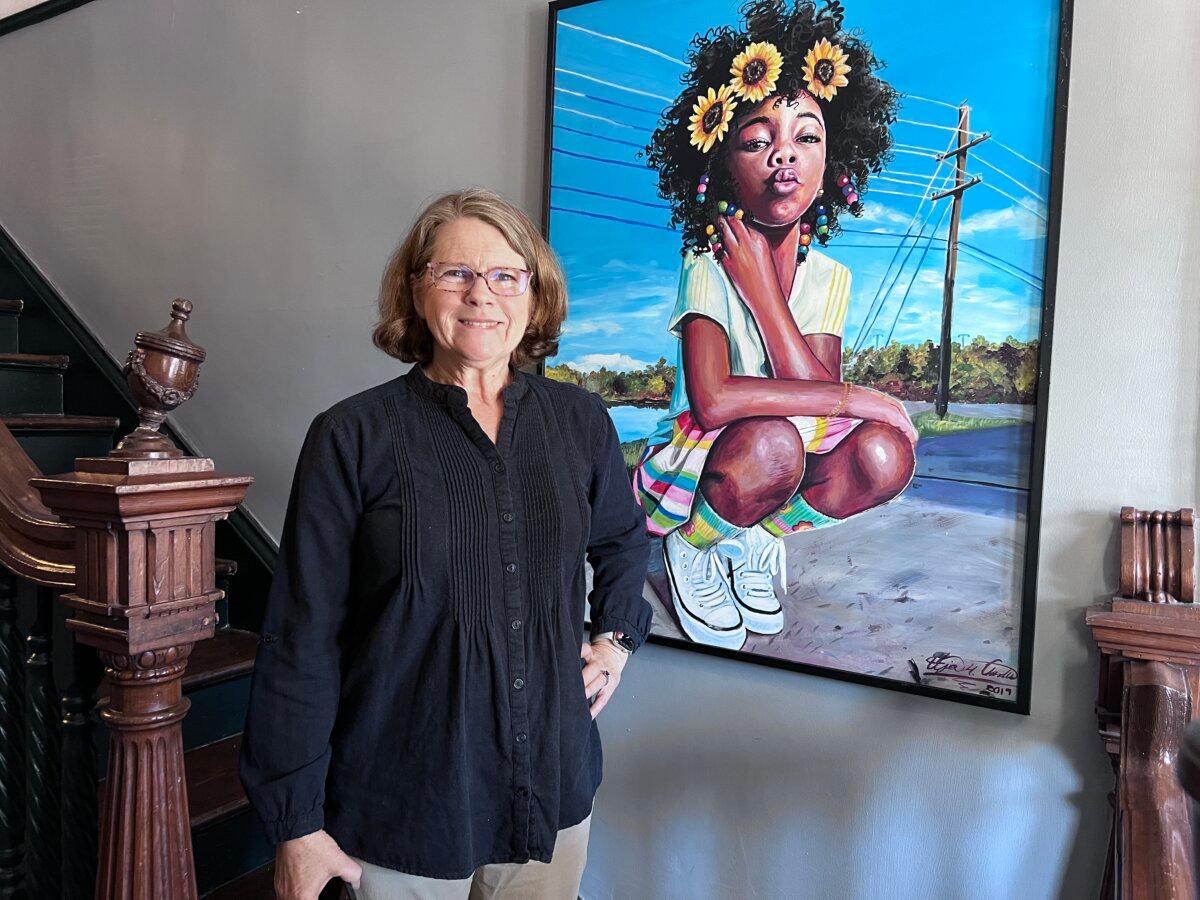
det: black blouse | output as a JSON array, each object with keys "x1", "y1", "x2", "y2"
[{"x1": 238, "y1": 364, "x2": 652, "y2": 878}]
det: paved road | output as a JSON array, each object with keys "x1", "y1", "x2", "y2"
[{"x1": 635, "y1": 422, "x2": 1033, "y2": 699}]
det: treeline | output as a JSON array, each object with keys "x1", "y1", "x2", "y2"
[
  {"x1": 843, "y1": 337, "x2": 1039, "y2": 403},
  {"x1": 545, "y1": 357, "x2": 675, "y2": 404},
  {"x1": 547, "y1": 337, "x2": 1039, "y2": 405}
]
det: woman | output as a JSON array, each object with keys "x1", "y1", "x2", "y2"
[
  {"x1": 637, "y1": 0, "x2": 917, "y2": 649},
  {"x1": 240, "y1": 188, "x2": 653, "y2": 899}
]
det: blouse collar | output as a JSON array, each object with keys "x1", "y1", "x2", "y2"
[{"x1": 405, "y1": 361, "x2": 529, "y2": 408}]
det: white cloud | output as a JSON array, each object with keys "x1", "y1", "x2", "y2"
[
  {"x1": 959, "y1": 204, "x2": 1047, "y2": 240},
  {"x1": 568, "y1": 353, "x2": 650, "y2": 372},
  {"x1": 563, "y1": 320, "x2": 623, "y2": 336},
  {"x1": 852, "y1": 201, "x2": 917, "y2": 232}
]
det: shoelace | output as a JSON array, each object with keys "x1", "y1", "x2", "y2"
[
  {"x1": 738, "y1": 534, "x2": 787, "y2": 595},
  {"x1": 686, "y1": 547, "x2": 734, "y2": 611}
]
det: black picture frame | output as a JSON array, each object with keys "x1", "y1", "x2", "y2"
[{"x1": 541, "y1": 0, "x2": 1075, "y2": 715}]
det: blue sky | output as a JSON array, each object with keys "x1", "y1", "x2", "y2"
[{"x1": 547, "y1": 0, "x2": 1064, "y2": 373}]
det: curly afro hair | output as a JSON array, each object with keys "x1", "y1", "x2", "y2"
[{"x1": 644, "y1": 0, "x2": 900, "y2": 262}]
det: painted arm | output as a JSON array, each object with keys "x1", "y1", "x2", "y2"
[
  {"x1": 682, "y1": 315, "x2": 917, "y2": 445},
  {"x1": 716, "y1": 215, "x2": 839, "y2": 381}
]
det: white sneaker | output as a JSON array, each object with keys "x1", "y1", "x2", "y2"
[
  {"x1": 663, "y1": 529, "x2": 745, "y2": 650},
  {"x1": 717, "y1": 526, "x2": 785, "y2": 635}
]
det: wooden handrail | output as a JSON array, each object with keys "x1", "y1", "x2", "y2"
[
  {"x1": 0, "y1": 420, "x2": 74, "y2": 586},
  {"x1": 1087, "y1": 506, "x2": 1199, "y2": 899}
]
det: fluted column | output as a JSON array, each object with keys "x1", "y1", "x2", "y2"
[
  {"x1": 94, "y1": 647, "x2": 194, "y2": 899},
  {"x1": 0, "y1": 570, "x2": 24, "y2": 897}
]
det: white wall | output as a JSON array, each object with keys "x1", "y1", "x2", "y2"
[{"x1": 1, "y1": 1, "x2": 1197, "y2": 897}]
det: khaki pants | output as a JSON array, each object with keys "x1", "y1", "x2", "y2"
[{"x1": 349, "y1": 815, "x2": 591, "y2": 900}]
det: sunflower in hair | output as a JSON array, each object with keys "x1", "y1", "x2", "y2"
[
  {"x1": 687, "y1": 84, "x2": 738, "y2": 153},
  {"x1": 802, "y1": 37, "x2": 852, "y2": 101},
  {"x1": 729, "y1": 41, "x2": 784, "y2": 103}
]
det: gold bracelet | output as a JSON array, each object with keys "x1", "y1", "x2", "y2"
[{"x1": 829, "y1": 381, "x2": 851, "y2": 418}]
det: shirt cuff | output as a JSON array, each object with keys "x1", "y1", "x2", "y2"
[
  {"x1": 260, "y1": 806, "x2": 325, "y2": 845},
  {"x1": 590, "y1": 616, "x2": 647, "y2": 653}
]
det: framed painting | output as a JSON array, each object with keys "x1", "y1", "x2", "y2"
[{"x1": 543, "y1": 0, "x2": 1072, "y2": 712}]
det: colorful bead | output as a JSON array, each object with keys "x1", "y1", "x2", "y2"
[
  {"x1": 842, "y1": 183, "x2": 853, "y2": 195},
  {"x1": 817, "y1": 224, "x2": 829, "y2": 235},
  {"x1": 816, "y1": 215, "x2": 828, "y2": 226},
  {"x1": 837, "y1": 174, "x2": 850, "y2": 187},
  {"x1": 800, "y1": 223, "x2": 812, "y2": 234},
  {"x1": 734, "y1": 209, "x2": 744, "y2": 220},
  {"x1": 717, "y1": 200, "x2": 728, "y2": 213},
  {"x1": 699, "y1": 174, "x2": 709, "y2": 185},
  {"x1": 697, "y1": 184, "x2": 707, "y2": 194},
  {"x1": 816, "y1": 204, "x2": 827, "y2": 215},
  {"x1": 696, "y1": 194, "x2": 705, "y2": 203},
  {"x1": 847, "y1": 192, "x2": 859, "y2": 204},
  {"x1": 799, "y1": 233, "x2": 812, "y2": 246},
  {"x1": 712, "y1": 242, "x2": 723, "y2": 254},
  {"x1": 726, "y1": 204, "x2": 738, "y2": 217},
  {"x1": 706, "y1": 224, "x2": 715, "y2": 235}
]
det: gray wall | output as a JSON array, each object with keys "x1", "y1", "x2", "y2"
[{"x1": 1, "y1": 1, "x2": 1197, "y2": 897}]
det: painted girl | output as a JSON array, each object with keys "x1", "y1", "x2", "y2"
[{"x1": 637, "y1": 0, "x2": 917, "y2": 649}]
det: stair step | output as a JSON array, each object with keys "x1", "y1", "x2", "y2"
[
  {"x1": 5, "y1": 413, "x2": 121, "y2": 475},
  {"x1": 0, "y1": 352, "x2": 67, "y2": 414},
  {"x1": 0, "y1": 299, "x2": 19, "y2": 352},
  {"x1": 187, "y1": 734, "x2": 249, "y2": 830},
  {"x1": 185, "y1": 628, "x2": 259, "y2": 692},
  {"x1": 203, "y1": 863, "x2": 274, "y2": 899},
  {"x1": 2, "y1": 413, "x2": 120, "y2": 431}
]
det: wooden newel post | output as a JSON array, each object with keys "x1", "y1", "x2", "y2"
[
  {"x1": 30, "y1": 301, "x2": 252, "y2": 899},
  {"x1": 1086, "y1": 507, "x2": 1197, "y2": 900}
]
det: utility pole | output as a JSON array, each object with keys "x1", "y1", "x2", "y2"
[{"x1": 931, "y1": 104, "x2": 987, "y2": 417}]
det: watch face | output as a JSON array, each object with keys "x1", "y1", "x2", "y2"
[{"x1": 614, "y1": 631, "x2": 637, "y2": 652}]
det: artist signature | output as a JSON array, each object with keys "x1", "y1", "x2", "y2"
[{"x1": 909, "y1": 652, "x2": 1018, "y2": 696}]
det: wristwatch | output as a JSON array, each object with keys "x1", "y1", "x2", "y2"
[{"x1": 594, "y1": 630, "x2": 637, "y2": 654}]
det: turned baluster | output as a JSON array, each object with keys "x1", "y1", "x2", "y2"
[
  {"x1": 24, "y1": 586, "x2": 61, "y2": 898},
  {"x1": 0, "y1": 569, "x2": 24, "y2": 896}
]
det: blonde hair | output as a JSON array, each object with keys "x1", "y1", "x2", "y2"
[{"x1": 374, "y1": 188, "x2": 567, "y2": 367}]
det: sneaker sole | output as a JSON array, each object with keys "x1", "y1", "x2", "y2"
[
  {"x1": 663, "y1": 542, "x2": 746, "y2": 651},
  {"x1": 737, "y1": 604, "x2": 785, "y2": 635}
]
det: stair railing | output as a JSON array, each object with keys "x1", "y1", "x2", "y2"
[
  {"x1": 0, "y1": 300, "x2": 252, "y2": 898},
  {"x1": 1087, "y1": 507, "x2": 1197, "y2": 899}
]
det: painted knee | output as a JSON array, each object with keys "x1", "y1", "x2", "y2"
[
  {"x1": 852, "y1": 422, "x2": 915, "y2": 500},
  {"x1": 703, "y1": 417, "x2": 805, "y2": 526}
]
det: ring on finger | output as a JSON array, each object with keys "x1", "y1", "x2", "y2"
[{"x1": 602, "y1": 670, "x2": 611, "y2": 686}]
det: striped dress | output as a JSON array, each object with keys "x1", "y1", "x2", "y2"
[{"x1": 635, "y1": 247, "x2": 860, "y2": 536}]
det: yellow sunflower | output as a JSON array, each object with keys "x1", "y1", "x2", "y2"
[
  {"x1": 802, "y1": 38, "x2": 852, "y2": 101},
  {"x1": 729, "y1": 41, "x2": 783, "y2": 103},
  {"x1": 687, "y1": 84, "x2": 738, "y2": 153}
]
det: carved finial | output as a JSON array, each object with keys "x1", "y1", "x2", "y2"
[
  {"x1": 1119, "y1": 507, "x2": 1195, "y2": 603},
  {"x1": 111, "y1": 299, "x2": 207, "y2": 459}
]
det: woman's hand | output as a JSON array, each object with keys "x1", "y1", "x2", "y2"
[
  {"x1": 581, "y1": 640, "x2": 630, "y2": 719},
  {"x1": 847, "y1": 385, "x2": 919, "y2": 446},
  {"x1": 715, "y1": 215, "x2": 786, "y2": 319},
  {"x1": 274, "y1": 829, "x2": 362, "y2": 900}
]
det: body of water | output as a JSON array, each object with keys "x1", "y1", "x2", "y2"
[{"x1": 608, "y1": 405, "x2": 667, "y2": 444}]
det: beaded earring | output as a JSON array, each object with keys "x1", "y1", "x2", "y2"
[
  {"x1": 695, "y1": 174, "x2": 709, "y2": 203},
  {"x1": 838, "y1": 173, "x2": 860, "y2": 206}
]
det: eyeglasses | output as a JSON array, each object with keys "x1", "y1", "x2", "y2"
[{"x1": 424, "y1": 261, "x2": 532, "y2": 297}]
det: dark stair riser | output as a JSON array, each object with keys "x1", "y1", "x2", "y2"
[
  {"x1": 0, "y1": 362, "x2": 65, "y2": 414},
  {"x1": 9, "y1": 428, "x2": 116, "y2": 477},
  {"x1": 193, "y1": 808, "x2": 274, "y2": 897}
]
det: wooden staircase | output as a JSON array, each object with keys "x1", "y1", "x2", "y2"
[{"x1": 0, "y1": 279, "x2": 275, "y2": 893}]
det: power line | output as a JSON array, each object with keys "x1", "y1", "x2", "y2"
[
  {"x1": 554, "y1": 124, "x2": 647, "y2": 150},
  {"x1": 990, "y1": 137, "x2": 1050, "y2": 175},
  {"x1": 957, "y1": 245, "x2": 1044, "y2": 293},
  {"x1": 876, "y1": 174, "x2": 943, "y2": 191},
  {"x1": 885, "y1": 203, "x2": 954, "y2": 345},
  {"x1": 895, "y1": 117, "x2": 984, "y2": 137},
  {"x1": 557, "y1": 21, "x2": 688, "y2": 67},
  {"x1": 551, "y1": 184, "x2": 671, "y2": 211},
  {"x1": 552, "y1": 147, "x2": 651, "y2": 171},
  {"x1": 901, "y1": 94, "x2": 961, "y2": 111},
  {"x1": 957, "y1": 240, "x2": 1043, "y2": 285},
  {"x1": 554, "y1": 105, "x2": 639, "y2": 130},
  {"x1": 550, "y1": 205, "x2": 678, "y2": 233},
  {"x1": 870, "y1": 188, "x2": 935, "y2": 201},
  {"x1": 554, "y1": 87, "x2": 661, "y2": 119},
  {"x1": 976, "y1": 180, "x2": 1048, "y2": 221},
  {"x1": 555, "y1": 67, "x2": 674, "y2": 104},
  {"x1": 971, "y1": 154, "x2": 1046, "y2": 202}
]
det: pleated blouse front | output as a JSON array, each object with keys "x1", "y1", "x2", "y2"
[{"x1": 239, "y1": 364, "x2": 652, "y2": 879}]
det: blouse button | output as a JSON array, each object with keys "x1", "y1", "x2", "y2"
[
  {"x1": 494, "y1": 461, "x2": 506, "y2": 474},
  {"x1": 506, "y1": 563, "x2": 518, "y2": 574},
  {"x1": 510, "y1": 618, "x2": 522, "y2": 630},
  {"x1": 513, "y1": 677, "x2": 525, "y2": 690},
  {"x1": 515, "y1": 732, "x2": 527, "y2": 744},
  {"x1": 502, "y1": 512, "x2": 514, "y2": 523}
]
